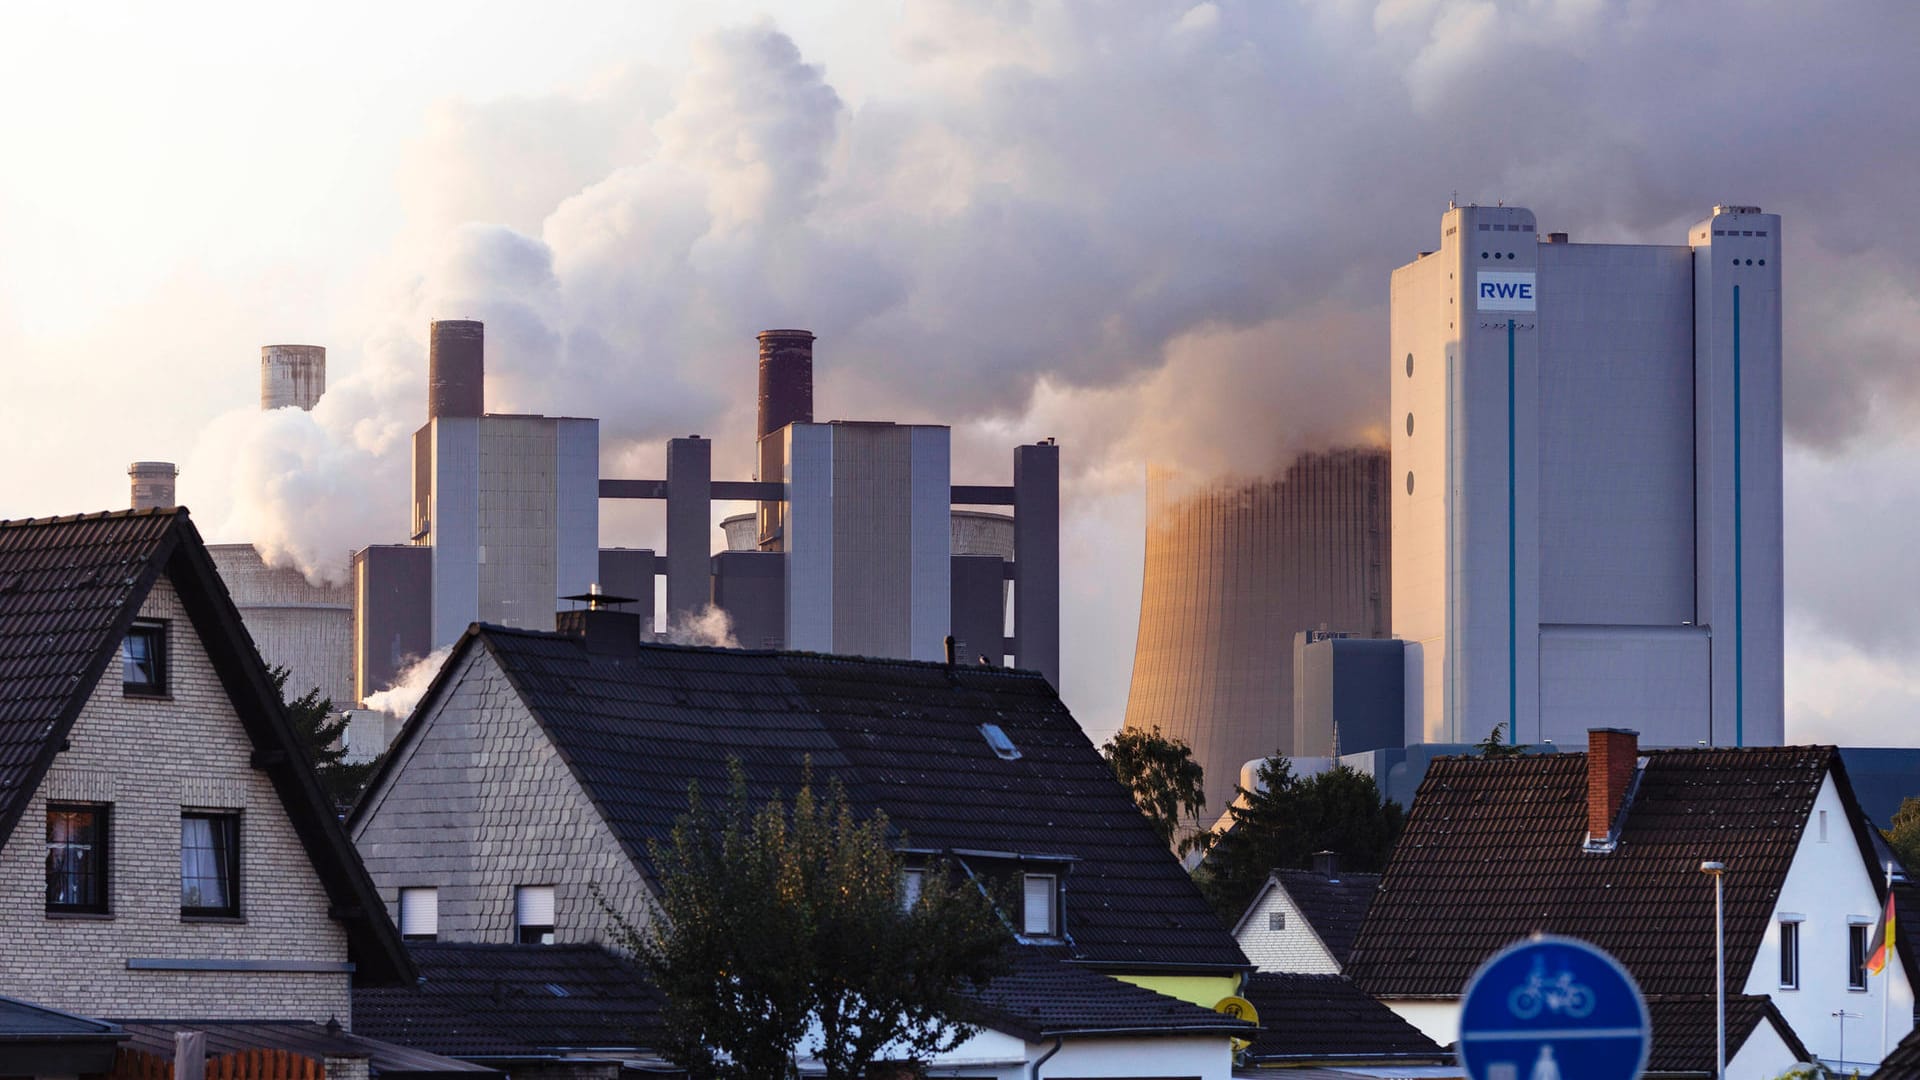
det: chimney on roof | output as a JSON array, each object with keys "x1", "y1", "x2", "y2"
[
  {"x1": 1587, "y1": 728, "x2": 1640, "y2": 841},
  {"x1": 1312, "y1": 850, "x2": 1341, "y2": 881},
  {"x1": 557, "y1": 586, "x2": 644, "y2": 655}
]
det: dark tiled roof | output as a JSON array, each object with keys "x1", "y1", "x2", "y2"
[
  {"x1": 114, "y1": 1020, "x2": 496, "y2": 1077},
  {"x1": 0, "y1": 509, "x2": 176, "y2": 834},
  {"x1": 353, "y1": 943, "x2": 664, "y2": 1058},
  {"x1": 1237, "y1": 973, "x2": 1445, "y2": 1063},
  {"x1": 961, "y1": 949, "x2": 1253, "y2": 1040},
  {"x1": 1644, "y1": 995, "x2": 1812, "y2": 1075},
  {"x1": 0, "y1": 509, "x2": 411, "y2": 985},
  {"x1": 1268, "y1": 870, "x2": 1381, "y2": 965},
  {"x1": 1347, "y1": 747, "x2": 1876, "y2": 999},
  {"x1": 365, "y1": 627, "x2": 1245, "y2": 971},
  {"x1": 1882, "y1": 1024, "x2": 1920, "y2": 1080},
  {"x1": 0, "y1": 994, "x2": 122, "y2": 1036}
]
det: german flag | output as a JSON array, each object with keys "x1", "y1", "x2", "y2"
[{"x1": 1866, "y1": 889, "x2": 1897, "y2": 976}]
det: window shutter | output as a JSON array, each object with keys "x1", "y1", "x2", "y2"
[
  {"x1": 400, "y1": 888, "x2": 438, "y2": 938},
  {"x1": 517, "y1": 885, "x2": 556, "y2": 927},
  {"x1": 1022, "y1": 874, "x2": 1055, "y2": 936}
]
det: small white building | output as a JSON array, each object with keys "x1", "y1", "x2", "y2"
[{"x1": 1232, "y1": 856, "x2": 1381, "y2": 974}]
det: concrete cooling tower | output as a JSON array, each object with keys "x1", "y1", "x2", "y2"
[{"x1": 1122, "y1": 448, "x2": 1390, "y2": 821}]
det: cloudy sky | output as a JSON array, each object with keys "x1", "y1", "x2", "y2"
[{"x1": 2, "y1": 0, "x2": 1916, "y2": 746}]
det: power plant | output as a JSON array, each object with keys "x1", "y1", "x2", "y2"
[
  {"x1": 1391, "y1": 203, "x2": 1783, "y2": 749},
  {"x1": 261, "y1": 344, "x2": 326, "y2": 411},
  {"x1": 1121, "y1": 450, "x2": 1390, "y2": 818}
]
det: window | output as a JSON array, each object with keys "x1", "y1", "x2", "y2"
[
  {"x1": 181, "y1": 813, "x2": 240, "y2": 917},
  {"x1": 123, "y1": 620, "x2": 167, "y2": 695},
  {"x1": 1021, "y1": 873, "x2": 1057, "y2": 937},
  {"x1": 516, "y1": 885, "x2": 555, "y2": 944},
  {"x1": 1848, "y1": 923, "x2": 1870, "y2": 990},
  {"x1": 901, "y1": 869, "x2": 925, "y2": 911},
  {"x1": 1779, "y1": 919, "x2": 1800, "y2": 989},
  {"x1": 46, "y1": 805, "x2": 109, "y2": 913},
  {"x1": 979, "y1": 723, "x2": 1021, "y2": 761},
  {"x1": 399, "y1": 887, "x2": 439, "y2": 942},
  {"x1": 1269, "y1": 910, "x2": 1286, "y2": 932},
  {"x1": 1818, "y1": 810, "x2": 1828, "y2": 842}
]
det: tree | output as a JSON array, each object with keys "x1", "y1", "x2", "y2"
[
  {"x1": 266, "y1": 665, "x2": 376, "y2": 811},
  {"x1": 1101, "y1": 726, "x2": 1208, "y2": 855},
  {"x1": 1476, "y1": 721, "x2": 1527, "y2": 759},
  {"x1": 1193, "y1": 757, "x2": 1404, "y2": 920},
  {"x1": 1886, "y1": 795, "x2": 1920, "y2": 874},
  {"x1": 610, "y1": 762, "x2": 1010, "y2": 1079}
]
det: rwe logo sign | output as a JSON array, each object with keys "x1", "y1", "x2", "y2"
[{"x1": 1477, "y1": 272, "x2": 1537, "y2": 312}]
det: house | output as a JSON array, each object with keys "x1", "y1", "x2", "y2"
[
  {"x1": 0, "y1": 509, "x2": 483, "y2": 1079},
  {"x1": 349, "y1": 611, "x2": 1255, "y2": 1078},
  {"x1": 1881, "y1": 1025, "x2": 1920, "y2": 1080},
  {"x1": 1232, "y1": 854, "x2": 1381, "y2": 973},
  {"x1": 1234, "y1": 972, "x2": 1450, "y2": 1071},
  {"x1": 1345, "y1": 728, "x2": 1916, "y2": 1077}
]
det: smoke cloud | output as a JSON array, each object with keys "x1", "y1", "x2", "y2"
[
  {"x1": 162, "y1": 1, "x2": 1920, "y2": 741},
  {"x1": 363, "y1": 647, "x2": 454, "y2": 719},
  {"x1": 663, "y1": 605, "x2": 742, "y2": 650}
]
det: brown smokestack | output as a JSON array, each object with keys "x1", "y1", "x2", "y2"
[
  {"x1": 428, "y1": 320, "x2": 485, "y2": 419},
  {"x1": 756, "y1": 329, "x2": 814, "y2": 440},
  {"x1": 129, "y1": 462, "x2": 178, "y2": 511},
  {"x1": 1587, "y1": 728, "x2": 1639, "y2": 840}
]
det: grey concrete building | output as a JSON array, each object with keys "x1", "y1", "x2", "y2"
[
  {"x1": 261, "y1": 344, "x2": 326, "y2": 412},
  {"x1": 1392, "y1": 204, "x2": 1784, "y2": 749},
  {"x1": 207, "y1": 543, "x2": 354, "y2": 709},
  {"x1": 1292, "y1": 631, "x2": 1405, "y2": 759}
]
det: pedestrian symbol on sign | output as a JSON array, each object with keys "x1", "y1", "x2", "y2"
[{"x1": 1457, "y1": 936, "x2": 1650, "y2": 1080}]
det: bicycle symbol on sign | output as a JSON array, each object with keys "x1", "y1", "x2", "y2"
[{"x1": 1507, "y1": 956, "x2": 1596, "y2": 1019}]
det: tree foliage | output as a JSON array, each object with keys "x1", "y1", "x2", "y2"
[
  {"x1": 1101, "y1": 726, "x2": 1208, "y2": 855},
  {"x1": 1886, "y1": 795, "x2": 1920, "y2": 874},
  {"x1": 1193, "y1": 757, "x2": 1404, "y2": 920},
  {"x1": 611, "y1": 762, "x2": 1010, "y2": 1079},
  {"x1": 266, "y1": 665, "x2": 375, "y2": 812},
  {"x1": 1475, "y1": 721, "x2": 1527, "y2": 758}
]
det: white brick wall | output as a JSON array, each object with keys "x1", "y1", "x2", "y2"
[
  {"x1": 350, "y1": 647, "x2": 654, "y2": 945},
  {"x1": 0, "y1": 576, "x2": 353, "y2": 1020},
  {"x1": 1234, "y1": 881, "x2": 1340, "y2": 974}
]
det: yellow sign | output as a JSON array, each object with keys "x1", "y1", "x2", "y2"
[{"x1": 1214, "y1": 995, "x2": 1260, "y2": 1051}]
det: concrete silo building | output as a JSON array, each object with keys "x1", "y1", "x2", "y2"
[
  {"x1": 261, "y1": 344, "x2": 326, "y2": 411},
  {"x1": 1122, "y1": 449, "x2": 1390, "y2": 819}
]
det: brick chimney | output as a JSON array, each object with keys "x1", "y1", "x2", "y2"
[{"x1": 1587, "y1": 728, "x2": 1639, "y2": 841}]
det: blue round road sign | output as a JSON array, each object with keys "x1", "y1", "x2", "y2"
[{"x1": 1458, "y1": 935, "x2": 1651, "y2": 1080}]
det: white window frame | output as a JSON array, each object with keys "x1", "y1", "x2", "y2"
[
  {"x1": 1846, "y1": 920, "x2": 1871, "y2": 991},
  {"x1": 901, "y1": 868, "x2": 925, "y2": 911},
  {"x1": 1021, "y1": 873, "x2": 1057, "y2": 937},
  {"x1": 399, "y1": 887, "x2": 439, "y2": 941},
  {"x1": 1778, "y1": 916, "x2": 1801, "y2": 989},
  {"x1": 516, "y1": 884, "x2": 556, "y2": 945}
]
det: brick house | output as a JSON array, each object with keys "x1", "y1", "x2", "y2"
[
  {"x1": 1345, "y1": 728, "x2": 1915, "y2": 1077},
  {"x1": 349, "y1": 611, "x2": 1256, "y2": 1078},
  {"x1": 0, "y1": 509, "x2": 483, "y2": 1079}
]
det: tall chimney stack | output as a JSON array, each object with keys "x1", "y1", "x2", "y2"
[
  {"x1": 756, "y1": 329, "x2": 814, "y2": 440},
  {"x1": 428, "y1": 320, "x2": 485, "y2": 419},
  {"x1": 260, "y1": 344, "x2": 326, "y2": 411},
  {"x1": 129, "y1": 462, "x2": 178, "y2": 511},
  {"x1": 1587, "y1": 728, "x2": 1640, "y2": 841}
]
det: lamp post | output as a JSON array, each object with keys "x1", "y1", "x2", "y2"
[{"x1": 1700, "y1": 861, "x2": 1727, "y2": 1080}]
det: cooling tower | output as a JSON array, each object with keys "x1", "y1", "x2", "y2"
[
  {"x1": 260, "y1": 344, "x2": 326, "y2": 411},
  {"x1": 128, "y1": 461, "x2": 178, "y2": 511},
  {"x1": 428, "y1": 320, "x2": 485, "y2": 418},
  {"x1": 1122, "y1": 448, "x2": 1390, "y2": 821}
]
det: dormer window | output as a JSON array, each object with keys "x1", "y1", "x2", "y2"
[
  {"x1": 980, "y1": 723, "x2": 1021, "y2": 761},
  {"x1": 123, "y1": 620, "x2": 167, "y2": 696},
  {"x1": 1022, "y1": 873, "x2": 1057, "y2": 936}
]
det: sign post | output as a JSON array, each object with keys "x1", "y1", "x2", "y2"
[{"x1": 1458, "y1": 935, "x2": 1651, "y2": 1080}]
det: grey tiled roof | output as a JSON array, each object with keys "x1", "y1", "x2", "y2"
[
  {"x1": 1269, "y1": 870, "x2": 1381, "y2": 965},
  {"x1": 1347, "y1": 747, "x2": 1893, "y2": 1000},
  {"x1": 1881, "y1": 1024, "x2": 1920, "y2": 1080},
  {"x1": 0, "y1": 994, "x2": 122, "y2": 1036},
  {"x1": 961, "y1": 949, "x2": 1253, "y2": 1040},
  {"x1": 1644, "y1": 995, "x2": 1812, "y2": 1075},
  {"x1": 353, "y1": 943, "x2": 664, "y2": 1058},
  {"x1": 1237, "y1": 973, "x2": 1445, "y2": 1062},
  {"x1": 0, "y1": 508, "x2": 411, "y2": 985},
  {"x1": 381, "y1": 626, "x2": 1246, "y2": 971}
]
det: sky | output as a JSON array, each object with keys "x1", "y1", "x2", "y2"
[{"x1": 2, "y1": 0, "x2": 1917, "y2": 747}]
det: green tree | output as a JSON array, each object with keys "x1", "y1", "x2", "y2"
[
  {"x1": 266, "y1": 665, "x2": 376, "y2": 812},
  {"x1": 1475, "y1": 721, "x2": 1526, "y2": 758},
  {"x1": 611, "y1": 762, "x2": 1010, "y2": 1079},
  {"x1": 1193, "y1": 757, "x2": 1404, "y2": 920},
  {"x1": 1101, "y1": 726, "x2": 1208, "y2": 855},
  {"x1": 1885, "y1": 795, "x2": 1920, "y2": 874}
]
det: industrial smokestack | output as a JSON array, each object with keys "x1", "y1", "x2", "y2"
[
  {"x1": 129, "y1": 462, "x2": 178, "y2": 510},
  {"x1": 428, "y1": 320, "x2": 485, "y2": 419},
  {"x1": 756, "y1": 329, "x2": 814, "y2": 440},
  {"x1": 260, "y1": 344, "x2": 326, "y2": 411}
]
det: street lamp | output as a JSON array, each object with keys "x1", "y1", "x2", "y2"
[{"x1": 1700, "y1": 861, "x2": 1727, "y2": 1080}]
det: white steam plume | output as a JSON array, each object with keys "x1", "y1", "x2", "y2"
[
  {"x1": 663, "y1": 605, "x2": 741, "y2": 649},
  {"x1": 363, "y1": 647, "x2": 454, "y2": 719}
]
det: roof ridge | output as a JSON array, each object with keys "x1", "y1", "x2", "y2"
[
  {"x1": 0, "y1": 506, "x2": 187, "y2": 529},
  {"x1": 475, "y1": 622, "x2": 1052, "y2": 680}
]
